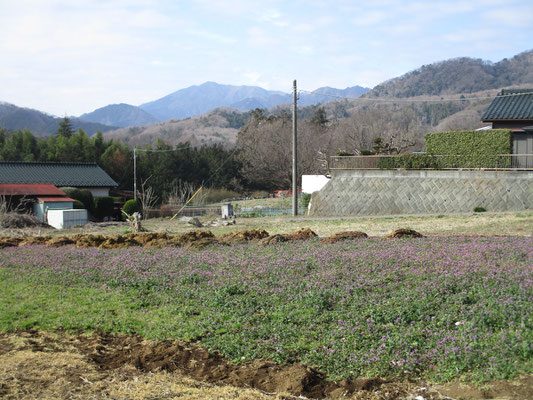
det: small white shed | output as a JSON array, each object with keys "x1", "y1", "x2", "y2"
[
  {"x1": 33, "y1": 197, "x2": 75, "y2": 223},
  {"x1": 47, "y1": 209, "x2": 88, "y2": 229}
]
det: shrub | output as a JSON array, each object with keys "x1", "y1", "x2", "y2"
[
  {"x1": 60, "y1": 187, "x2": 94, "y2": 212},
  {"x1": 377, "y1": 154, "x2": 440, "y2": 169},
  {"x1": 203, "y1": 188, "x2": 242, "y2": 204},
  {"x1": 122, "y1": 199, "x2": 141, "y2": 216},
  {"x1": 335, "y1": 151, "x2": 354, "y2": 156},
  {"x1": 72, "y1": 200, "x2": 85, "y2": 209},
  {"x1": 251, "y1": 190, "x2": 269, "y2": 198},
  {"x1": 93, "y1": 196, "x2": 115, "y2": 220},
  {"x1": 474, "y1": 206, "x2": 487, "y2": 213},
  {"x1": 301, "y1": 193, "x2": 312, "y2": 209}
]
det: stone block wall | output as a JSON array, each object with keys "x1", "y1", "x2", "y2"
[{"x1": 308, "y1": 169, "x2": 533, "y2": 216}]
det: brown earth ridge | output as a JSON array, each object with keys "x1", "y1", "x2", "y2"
[{"x1": 0, "y1": 228, "x2": 423, "y2": 250}]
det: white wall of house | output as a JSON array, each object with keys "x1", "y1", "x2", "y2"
[
  {"x1": 85, "y1": 187, "x2": 112, "y2": 197},
  {"x1": 302, "y1": 175, "x2": 330, "y2": 194}
]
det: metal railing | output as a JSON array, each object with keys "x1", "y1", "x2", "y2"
[{"x1": 330, "y1": 154, "x2": 533, "y2": 170}]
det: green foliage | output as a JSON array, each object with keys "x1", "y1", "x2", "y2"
[
  {"x1": 60, "y1": 187, "x2": 94, "y2": 212},
  {"x1": 93, "y1": 196, "x2": 115, "y2": 219},
  {"x1": 202, "y1": 188, "x2": 241, "y2": 204},
  {"x1": 122, "y1": 199, "x2": 141, "y2": 215},
  {"x1": 72, "y1": 200, "x2": 85, "y2": 209},
  {"x1": 425, "y1": 130, "x2": 512, "y2": 168},
  {"x1": 56, "y1": 117, "x2": 74, "y2": 139},
  {"x1": 301, "y1": 193, "x2": 312, "y2": 209},
  {"x1": 335, "y1": 151, "x2": 355, "y2": 156},
  {"x1": 377, "y1": 154, "x2": 440, "y2": 169},
  {"x1": 474, "y1": 206, "x2": 487, "y2": 213}
]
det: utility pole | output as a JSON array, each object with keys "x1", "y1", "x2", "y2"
[
  {"x1": 292, "y1": 80, "x2": 298, "y2": 217},
  {"x1": 133, "y1": 146, "x2": 137, "y2": 202}
]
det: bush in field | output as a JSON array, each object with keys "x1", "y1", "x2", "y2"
[
  {"x1": 122, "y1": 199, "x2": 141, "y2": 215},
  {"x1": 203, "y1": 188, "x2": 241, "y2": 203}
]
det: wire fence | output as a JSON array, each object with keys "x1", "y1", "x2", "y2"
[{"x1": 330, "y1": 154, "x2": 533, "y2": 170}]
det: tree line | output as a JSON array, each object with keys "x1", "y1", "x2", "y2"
[{"x1": 0, "y1": 118, "x2": 243, "y2": 203}]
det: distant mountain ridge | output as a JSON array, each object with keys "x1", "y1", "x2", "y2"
[
  {"x1": 139, "y1": 81, "x2": 290, "y2": 121},
  {"x1": 0, "y1": 102, "x2": 115, "y2": 136},
  {"x1": 368, "y1": 50, "x2": 533, "y2": 98},
  {"x1": 80, "y1": 103, "x2": 158, "y2": 128},
  {"x1": 138, "y1": 82, "x2": 371, "y2": 121}
]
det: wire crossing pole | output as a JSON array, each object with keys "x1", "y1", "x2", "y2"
[
  {"x1": 292, "y1": 80, "x2": 298, "y2": 217},
  {"x1": 133, "y1": 146, "x2": 137, "y2": 202}
]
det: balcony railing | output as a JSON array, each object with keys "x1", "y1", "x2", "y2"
[{"x1": 330, "y1": 154, "x2": 533, "y2": 170}]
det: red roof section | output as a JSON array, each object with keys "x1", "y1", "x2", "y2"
[
  {"x1": 36, "y1": 197, "x2": 74, "y2": 203},
  {"x1": 0, "y1": 183, "x2": 66, "y2": 196}
]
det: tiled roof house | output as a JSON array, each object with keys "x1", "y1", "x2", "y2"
[
  {"x1": 0, "y1": 162, "x2": 118, "y2": 197},
  {"x1": 482, "y1": 89, "x2": 533, "y2": 168},
  {"x1": 482, "y1": 89, "x2": 533, "y2": 130}
]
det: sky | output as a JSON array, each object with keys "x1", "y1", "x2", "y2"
[{"x1": 1, "y1": 0, "x2": 532, "y2": 117}]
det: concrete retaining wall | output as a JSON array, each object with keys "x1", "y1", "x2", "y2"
[{"x1": 309, "y1": 169, "x2": 533, "y2": 216}]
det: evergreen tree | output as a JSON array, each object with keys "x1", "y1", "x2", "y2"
[{"x1": 56, "y1": 117, "x2": 74, "y2": 139}]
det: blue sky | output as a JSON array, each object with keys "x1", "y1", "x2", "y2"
[{"x1": 1, "y1": 0, "x2": 532, "y2": 116}]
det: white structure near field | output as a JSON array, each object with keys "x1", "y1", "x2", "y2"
[
  {"x1": 47, "y1": 209, "x2": 88, "y2": 229},
  {"x1": 302, "y1": 175, "x2": 330, "y2": 194}
]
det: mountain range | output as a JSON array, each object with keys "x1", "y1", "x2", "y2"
[
  {"x1": 91, "y1": 82, "x2": 370, "y2": 127},
  {"x1": 1, "y1": 49, "x2": 532, "y2": 141}
]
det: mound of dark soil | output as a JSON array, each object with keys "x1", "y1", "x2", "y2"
[
  {"x1": 386, "y1": 228, "x2": 424, "y2": 238},
  {"x1": 217, "y1": 229, "x2": 269, "y2": 244},
  {"x1": 0, "y1": 236, "x2": 23, "y2": 248},
  {"x1": 282, "y1": 228, "x2": 317, "y2": 241},
  {"x1": 322, "y1": 231, "x2": 369, "y2": 244},
  {"x1": 257, "y1": 234, "x2": 289, "y2": 246},
  {"x1": 81, "y1": 331, "x2": 397, "y2": 399}
]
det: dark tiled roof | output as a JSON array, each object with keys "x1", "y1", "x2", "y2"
[
  {"x1": 0, "y1": 162, "x2": 118, "y2": 187},
  {"x1": 482, "y1": 89, "x2": 533, "y2": 121}
]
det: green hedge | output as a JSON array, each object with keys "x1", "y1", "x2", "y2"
[
  {"x1": 93, "y1": 196, "x2": 115, "y2": 220},
  {"x1": 425, "y1": 129, "x2": 512, "y2": 168},
  {"x1": 60, "y1": 187, "x2": 94, "y2": 212},
  {"x1": 377, "y1": 130, "x2": 513, "y2": 169}
]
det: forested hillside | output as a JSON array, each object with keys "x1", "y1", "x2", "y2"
[
  {"x1": 103, "y1": 108, "x2": 250, "y2": 147},
  {"x1": 0, "y1": 102, "x2": 115, "y2": 136},
  {"x1": 368, "y1": 50, "x2": 533, "y2": 98}
]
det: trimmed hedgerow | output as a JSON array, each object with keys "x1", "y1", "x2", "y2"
[
  {"x1": 378, "y1": 130, "x2": 513, "y2": 169},
  {"x1": 425, "y1": 129, "x2": 512, "y2": 168},
  {"x1": 60, "y1": 187, "x2": 94, "y2": 212}
]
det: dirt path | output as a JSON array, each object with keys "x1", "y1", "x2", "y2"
[{"x1": 1, "y1": 330, "x2": 531, "y2": 400}]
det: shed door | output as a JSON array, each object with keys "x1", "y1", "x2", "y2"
[{"x1": 513, "y1": 133, "x2": 533, "y2": 168}]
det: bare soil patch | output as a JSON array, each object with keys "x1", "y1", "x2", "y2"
[{"x1": 1, "y1": 330, "x2": 531, "y2": 400}]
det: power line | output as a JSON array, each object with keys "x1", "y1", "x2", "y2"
[
  {"x1": 134, "y1": 144, "x2": 195, "y2": 153},
  {"x1": 297, "y1": 89, "x2": 532, "y2": 103}
]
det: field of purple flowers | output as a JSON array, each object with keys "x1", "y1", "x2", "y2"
[{"x1": 1, "y1": 237, "x2": 532, "y2": 382}]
